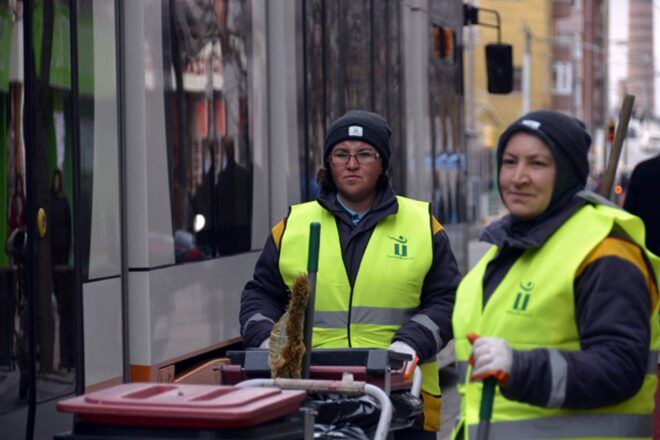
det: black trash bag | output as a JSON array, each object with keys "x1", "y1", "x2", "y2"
[
  {"x1": 304, "y1": 394, "x2": 380, "y2": 436},
  {"x1": 389, "y1": 392, "x2": 424, "y2": 427},
  {"x1": 314, "y1": 423, "x2": 369, "y2": 439}
]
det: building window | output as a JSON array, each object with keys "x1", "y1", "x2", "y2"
[
  {"x1": 513, "y1": 66, "x2": 522, "y2": 92},
  {"x1": 552, "y1": 61, "x2": 573, "y2": 95}
]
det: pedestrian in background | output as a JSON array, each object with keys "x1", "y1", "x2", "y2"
[
  {"x1": 624, "y1": 153, "x2": 660, "y2": 256},
  {"x1": 49, "y1": 169, "x2": 71, "y2": 269},
  {"x1": 50, "y1": 169, "x2": 73, "y2": 369},
  {"x1": 216, "y1": 137, "x2": 251, "y2": 256},
  {"x1": 452, "y1": 110, "x2": 659, "y2": 439},
  {"x1": 240, "y1": 110, "x2": 461, "y2": 437},
  {"x1": 7, "y1": 174, "x2": 26, "y2": 264}
]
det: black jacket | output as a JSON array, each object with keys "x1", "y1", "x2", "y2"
[
  {"x1": 240, "y1": 184, "x2": 461, "y2": 362},
  {"x1": 624, "y1": 154, "x2": 660, "y2": 256},
  {"x1": 480, "y1": 193, "x2": 656, "y2": 409}
]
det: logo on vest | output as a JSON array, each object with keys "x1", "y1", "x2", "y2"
[
  {"x1": 388, "y1": 235, "x2": 413, "y2": 260},
  {"x1": 507, "y1": 281, "x2": 534, "y2": 317}
]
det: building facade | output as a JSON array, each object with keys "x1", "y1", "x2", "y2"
[
  {"x1": 551, "y1": 0, "x2": 608, "y2": 132},
  {"x1": 627, "y1": 0, "x2": 654, "y2": 117}
]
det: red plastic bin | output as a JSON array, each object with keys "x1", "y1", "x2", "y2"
[{"x1": 57, "y1": 383, "x2": 306, "y2": 430}]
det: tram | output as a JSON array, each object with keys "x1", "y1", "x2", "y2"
[{"x1": 0, "y1": 0, "x2": 473, "y2": 437}]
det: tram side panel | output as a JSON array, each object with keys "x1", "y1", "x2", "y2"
[{"x1": 98, "y1": 0, "x2": 467, "y2": 387}]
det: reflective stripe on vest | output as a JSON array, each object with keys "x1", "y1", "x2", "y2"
[
  {"x1": 452, "y1": 204, "x2": 660, "y2": 439},
  {"x1": 279, "y1": 196, "x2": 439, "y2": 394},
  {"x1": 313, "y1": 307, "x2": 417, "y2": 328},
  {"x1": 467, "y1": 413, "x2": 652, "y2": 439}
]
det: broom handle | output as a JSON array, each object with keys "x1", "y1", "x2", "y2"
[
  {"x1": 476, "y1": 378, "x2": 497, "y2": 440},
  {"x1": 599, "y1": 94, "x2": 634, "y2": 199},
  {"x1": 302, "y1": 222, "x2": 321, "y2": 379}
]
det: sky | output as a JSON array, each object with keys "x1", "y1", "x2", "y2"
[{"x1": 608, "y1": 0, "x2": 660, "y2": 116}]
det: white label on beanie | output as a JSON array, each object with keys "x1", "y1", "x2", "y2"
[
  {"x1": 348, "y1": 126, "x2": 363, "y2": 136},
  {"x1": 521, "y1": 119, "x2": 541, "y2": 130}
]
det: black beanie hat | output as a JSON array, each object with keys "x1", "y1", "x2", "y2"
[
  {"x1": 323, "y1": 110, "x2": 392, "y2": 170},
  {"x1": 496, "y1": 110, "x2": 592, "y2": 206},
  {"x1": 497, "y1": 110, "x2": 591, "y2": 183}
]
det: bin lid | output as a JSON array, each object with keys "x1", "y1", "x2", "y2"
[{"x1": 57, "y1": 383, "x2": 306, "y2": 429}]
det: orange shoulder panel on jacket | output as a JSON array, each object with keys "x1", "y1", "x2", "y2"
[
  {"x1": 577, "y1": 237, "x2": 658, "y2": 311},
  {"x1": 272, "y1": 218, "x2": 286, "y2": 251},
  {"x1": 432, "y1": 216, "x2": 444, "y2": 235}
]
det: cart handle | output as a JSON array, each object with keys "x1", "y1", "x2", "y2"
[
  {"x1": 410, "y1": 366, "x2": 422, "y2": 398},
  {"x1": 237, "y1": 377, "x2": 393, "y2": 440}
]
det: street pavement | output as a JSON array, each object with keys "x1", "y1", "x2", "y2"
[{"x1": 438, "y1": 365, "x2": 460, "y2": 440}]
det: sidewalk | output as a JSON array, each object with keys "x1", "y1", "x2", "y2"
[
  {"x1": 438, "y1": 365, "x2": 460, "y2": 439},
  {"x1": 436, "y1": 236, "x2": 493, "y2": 439}
]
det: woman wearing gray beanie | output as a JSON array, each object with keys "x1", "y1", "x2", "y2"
[{"x1": 451, "y1": 110, "x2": 659, "y2": 439}]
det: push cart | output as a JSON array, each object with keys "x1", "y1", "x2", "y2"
[
  {"x1": 224, "y1": 347, "x2": 423, "y2": 439},
  {"x1": 55, "y1": 348, "x2": 421, "y2": 440}
]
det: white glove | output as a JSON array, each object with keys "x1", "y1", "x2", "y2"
[
  {"x1": 259, "y1": 337, "x2": 270, "y2": 349},
  {"x1": 388, "y1": 341, "x2": 419, "y2": 380},
  {"x1": 469, "y1": 334, "x2": 513, "y2": 385}
]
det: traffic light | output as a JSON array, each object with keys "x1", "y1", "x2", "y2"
[
  {"x1": 486, "y1": 44, "x2": 513, "y2": 94},
  {"x1": 432, "y1": 26, "x2": 453, "y2": 59},
  {"x1": 607, "y1": 120, "x2": 616, "y2": 142}
]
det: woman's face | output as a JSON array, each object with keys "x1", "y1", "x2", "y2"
[
  {"x1": 329, "y1": 140, "x2": 383, "y2": 202},
  {"x1": 499, "y1": 132, "x2": 556, "y2": 221}
]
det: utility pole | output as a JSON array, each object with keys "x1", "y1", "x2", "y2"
[
  {"x1": 464, "y1": 1, "x2": 479, "y2": 224},
  {"x1": 572, "y1": 32, "x2": 582, "y2": 118},
  {"x1": 522, "y1": 28, "x2": 531, "y2": 114},
  {"x1": 465, "y1": 4, "x2": 476, "y2": 134}
]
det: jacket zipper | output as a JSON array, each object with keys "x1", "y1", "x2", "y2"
[
  {"x1": 346, "y1": 240, "x2": 358, "y2": 348},
  {"x1": 347, "y1": 287, "x2": 354, "y2": 347}
]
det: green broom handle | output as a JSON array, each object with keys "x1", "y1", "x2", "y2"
[
  {"x1": 302, "y1": 222, "x2": 320, "y2": 378},
  {"x1": 477, "y1": 378, "x2": 496, "y2": 440},
  {"x1": 307, "y1": 222, "x2": 321, "y2": 273}
]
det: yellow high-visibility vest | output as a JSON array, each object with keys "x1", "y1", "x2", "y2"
[{"x1": 279, "y1": 196, "x2": 440, "y2": 396}]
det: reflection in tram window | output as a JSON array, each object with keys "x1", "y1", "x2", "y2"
[
  {"x1": 1, "y1": 43, "x2": 29, "y2": 409},
  {"x1": 0, "y1": 0, "x2": 81, "y2": 413},
  {"x1": 49, "y1": 169, "x2": 73, "y2": 370},
  {"x1": 216, "y1": 137, "x2": 251, "y2": 255},
  {"x1": 166, "y1": 0, "x2": 253, "y2": 263},
  {"x1": 8, "y1": 175, "x2": 26, "y2": 244}
]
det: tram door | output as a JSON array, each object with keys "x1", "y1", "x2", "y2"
[{"x1": 0, "y1": 1, "x2": 124, "y2": 439}]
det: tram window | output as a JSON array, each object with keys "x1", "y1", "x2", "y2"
[{"x1": 165, "y1": 0, "x2": 253, "y2": 263}]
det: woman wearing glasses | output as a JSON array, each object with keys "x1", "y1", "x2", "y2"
[{"x1": 240, "y1": 110, "x2": 461, "y2": 437}]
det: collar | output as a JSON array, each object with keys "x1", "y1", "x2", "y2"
[
  {"x1": 480, "y1": 195, "x2": 586, "y2": 250},
  {"x1": 316, "y1": 180, "x2": 398, "y2": 229},
  {"x1": 336, "y1": 193, "x2": 370, "y2": 225}
]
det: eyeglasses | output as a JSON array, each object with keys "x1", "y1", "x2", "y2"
[{"x1": 330, "y1": 150, "x2": 380, "y2": 165}]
